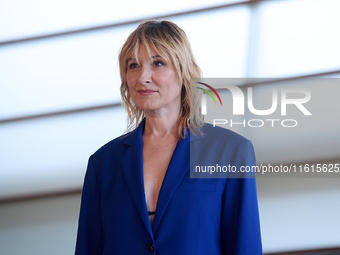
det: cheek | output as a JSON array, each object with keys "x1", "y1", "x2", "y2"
[
  {"x1": 125, "y1": 79, "x2": 135, "y2": 100},
  {"x1": 159, "y1": 70, "x2": 180, "y2": 89},
  {"x1": 126, "y1": 75, "x2": 135, "y2": 91}
]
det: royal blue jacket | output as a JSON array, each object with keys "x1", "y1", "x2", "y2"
[{"x1": 75, "y1": 119, "x2": 262, "y2": 254}]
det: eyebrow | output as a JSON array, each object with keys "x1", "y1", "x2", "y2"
[{"x1": 126, "y1": 55, "x2": 161, "y2": 64}]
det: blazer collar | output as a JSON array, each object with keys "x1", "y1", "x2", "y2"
[
  {"x1": 123, "y1": 119, "x2": 145, "y2": 146},
  {"x1": 121, "y1": 119, "x2": 151, "y2": 235},
  {"x1": 152, "y1": 129, "x2": 190, "y2": 234}
]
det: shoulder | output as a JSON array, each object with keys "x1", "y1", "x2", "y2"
[
  {"x1": 199, "y1": 122, "x2": 251, "y2": 147},
  {"x1": 90, "y1": 130, "x2": 134, "y2": 163},
  {"x1": 191, "y1": 123, "x2": 256, "y2": 178},
  {"x1": 95, "y1": 132, "x2": 129, "y2": 154},
  {"x1": 191, "y1": 122, "x2": 254, "y2": 158},
  {"x1": 88, "y1": 119, "x2": 144, "y2": 168}
]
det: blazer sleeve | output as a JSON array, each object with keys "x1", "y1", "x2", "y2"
[
  {"x1": 221, "y1": 139, "x2": 263, "y2": 255},
  {"x1": 75, "y1": 156, "x2": 104, "y2": 255}
]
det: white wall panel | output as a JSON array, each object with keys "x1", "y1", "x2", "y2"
[
  {"x1": 257, "y1": 174, "x2": 340, "y2": 253},
  {"x1": 255, "y1": 0, "x2": 340, "y2": 77},
  {"x1": 0, "y1": 107, "x2": 127, "y2": 199},
  {"x1": 172, "y1": 6, "x2": 250, "y2": 78},
  {"x1": 0, "y1": 0, "x2": 246, "y2": 41},
  {"x1": 0, "y1": 194, "x2": 81, "y2": 255},
  {"x1": 0, "y1": 26, "x2": 134, "y2": 119}
]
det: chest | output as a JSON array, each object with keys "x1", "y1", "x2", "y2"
[{"x1": 142, "y1": 138, "x2": 177, "y2": 212}]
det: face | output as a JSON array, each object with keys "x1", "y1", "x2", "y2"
[{"x1": 126, "y1": 45, "x2": 182, "y2": 116}]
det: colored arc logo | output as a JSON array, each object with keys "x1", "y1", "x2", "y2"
[{"x1": 196, "y1": 82, "x2": 223, "y2": 106}]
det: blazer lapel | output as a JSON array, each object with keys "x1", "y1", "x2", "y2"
[
  {"x1": 152, "y1": 128, "x2": 204, "y2": 234},
  {"x1": 121, "y1": 119, "x2": 153, "y2": 237}
]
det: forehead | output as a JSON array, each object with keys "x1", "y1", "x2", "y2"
[{"x1": 127, "y1": 43, "x2": 167, "y2": 63}]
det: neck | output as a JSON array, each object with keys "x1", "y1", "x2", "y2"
[{"x1": 143, "y1": 111, "x2": 180, "y2": 138}]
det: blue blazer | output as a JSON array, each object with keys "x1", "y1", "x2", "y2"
[{"x1": 75, "y1": 119, "x2": 262, "y2": 255}]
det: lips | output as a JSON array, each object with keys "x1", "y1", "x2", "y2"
[{"x1": 137, "y1": 89, "x2": 157, "y2": 96}]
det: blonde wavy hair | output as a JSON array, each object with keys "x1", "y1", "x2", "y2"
[{"x1": 119, "y1": 20, "x2": 203, "y2": 138}]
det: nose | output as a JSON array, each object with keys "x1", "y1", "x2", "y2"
[{"x1": 137, "y1": 65, "x2": 152, "y2": 85}]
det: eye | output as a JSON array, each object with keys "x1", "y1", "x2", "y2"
[
  {"x1": 128, "y1": 63, "x2": 138, "y2": 69},
  {"x1": 153, "y1": 60, "x2": 165, "y2": 66}
]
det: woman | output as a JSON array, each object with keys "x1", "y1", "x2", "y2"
[{"x1": 75, "y1": 20, "x2": 262, "y2": 255}]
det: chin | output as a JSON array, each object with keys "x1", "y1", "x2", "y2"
[{"x1": 135, "y1": 103, "x2": 157, "y2": 111}]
